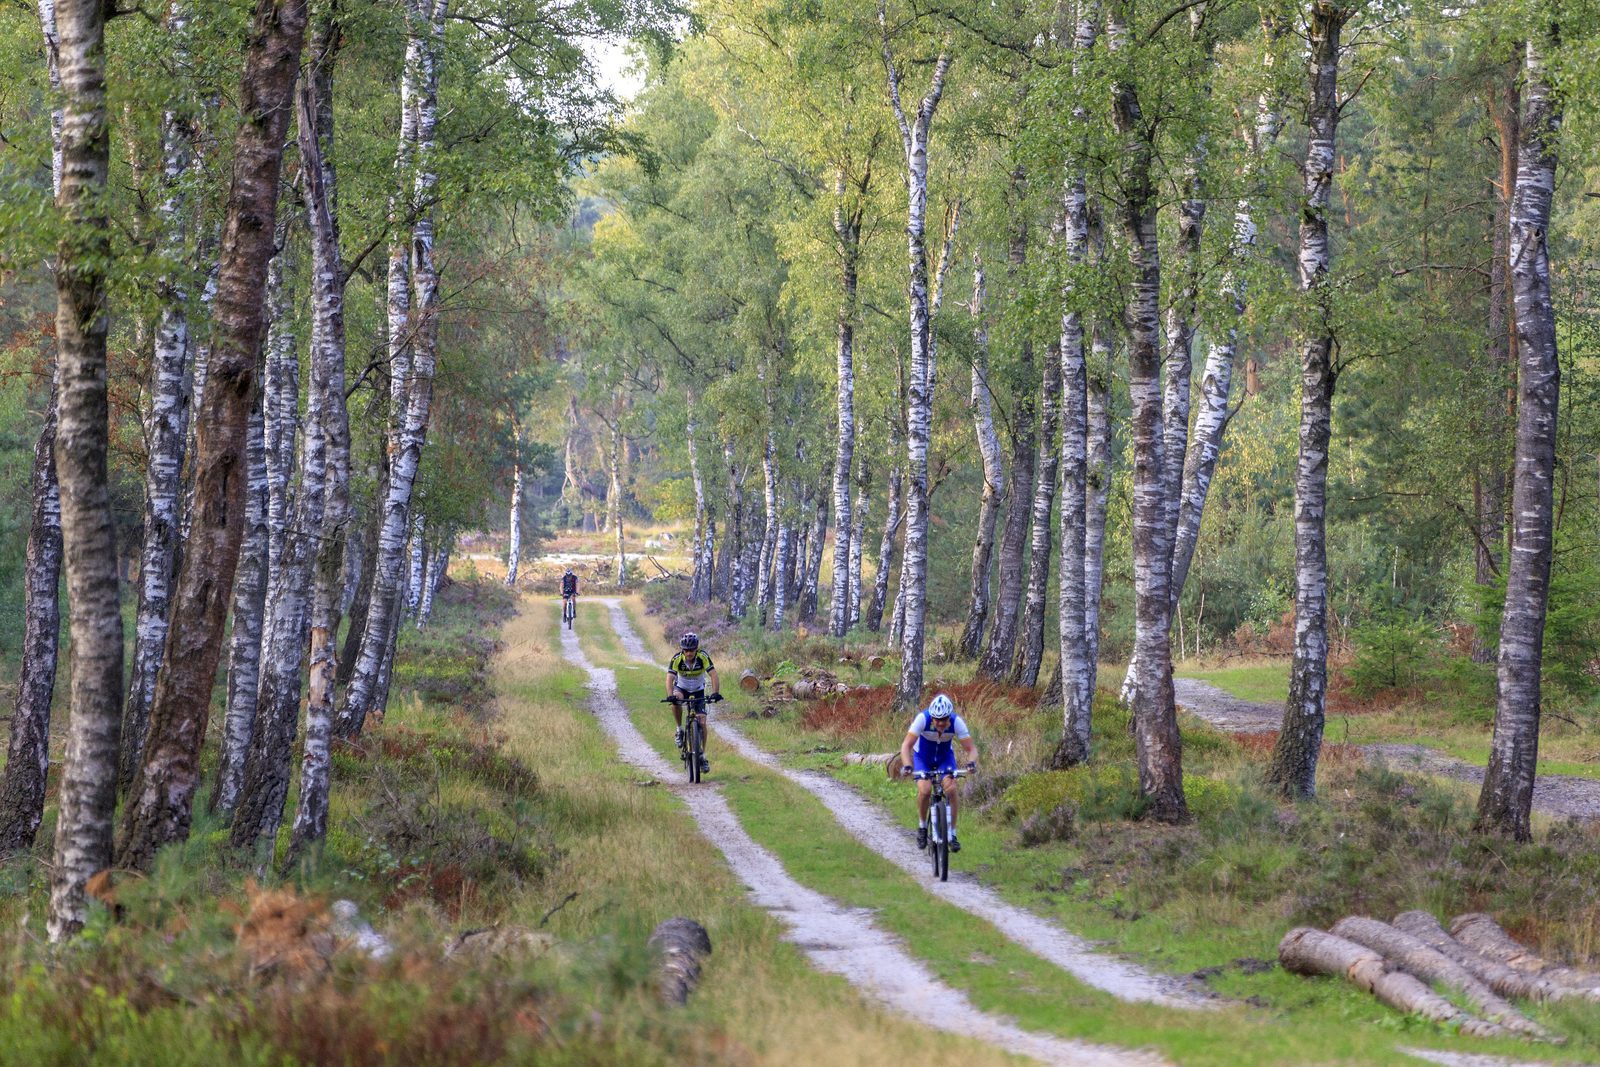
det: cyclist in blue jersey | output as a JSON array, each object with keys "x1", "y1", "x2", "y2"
[{"x1": 898, "y1": 692, "x2": 978, "y2": 852}]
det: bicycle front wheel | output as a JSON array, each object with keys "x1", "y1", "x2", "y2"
[
  {"x1": 932, "y1": 800, "x2": 948, "y2": 881},
  {"x1": 688, "y1": 720, "x2": 703, "y2": 783}
]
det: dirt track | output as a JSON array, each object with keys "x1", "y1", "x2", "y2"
[{"x1": 1174, "y1": 678, "x2": 1600, "y2": 821}]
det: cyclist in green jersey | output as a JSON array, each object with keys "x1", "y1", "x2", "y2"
[{"x1": 666, "y1": 632, "x2": 721, "y2": 772}]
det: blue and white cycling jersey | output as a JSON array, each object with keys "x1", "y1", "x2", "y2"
[{"x1": 906, "y1": 710, "x2": 970, "y2": 774}]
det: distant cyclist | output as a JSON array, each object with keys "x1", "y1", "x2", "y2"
[
  {"x1": 561, "y1": 568, "x2": 578, "y2": 606},
  {"x1": 899, "y1": 693, "x2": 977, "y2": 852},
  {"x1": 666, "y1": 631, "x2": 721, "y2": 773}
]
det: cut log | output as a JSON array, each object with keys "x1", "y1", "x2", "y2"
[
  {"x1": 868, "y1": 655, "x2": 886, "y2": 670},
  {"x1": 1393, "y1": 911, "x2": 1572, "y2": 1003},
  {"x1": 648, "y1": 917, "x2": 712, "y2": 1006},
  {"x1": 1451, "y1": 913, "x2": 1600, "y2": 992},
  {"x1": 1331, "y1": 917, "x2": 1552, "y2": 1039},
  {"x1": 885, "y1": 753, "x2": 906, "y2": 780},
  {"x1": 791, "y1": 679, "x2": 817, "y2": 700},
  {"x1": 1278, "y1": 928, "x2": 1508, "y2": 1039},
  {"x1": 841, "y1": 752, "x2": 896, "y2": 766},
  {"x1": 738, "y1": 669, "x2": 760, "y2": 692}
]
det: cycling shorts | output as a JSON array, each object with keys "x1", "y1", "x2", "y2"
[{"x1": 912, "y1": 748, "x2": 958, "y2": 776}]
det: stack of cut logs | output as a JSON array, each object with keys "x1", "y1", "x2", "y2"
[
  {"x1": 737, "y1": 659, "x2": 887, "y2": 702},
  {"x1": 1280, "y1": 912, "x2": 1600, "y2": 1041}
]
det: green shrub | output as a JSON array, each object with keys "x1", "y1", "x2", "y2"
[{"x1": 1346, "y1": 614, "x2": 1440, "y2": 696}]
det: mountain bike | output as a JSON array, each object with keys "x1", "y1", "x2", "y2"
[
  {"x1": 912, "y1": 767, "x2": 969, "y2": 882},
  {"x1": 562, "y1": 594, "x2": 576, "y2": 629},
  {"x1": 663, "y1": 692, "x2": 723, "y2": 783}
]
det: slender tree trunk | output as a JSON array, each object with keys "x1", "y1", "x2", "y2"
[
  {"x1": 115, "y1": 0, "x2": 309, "y2": 870},
  {"x1": 724, "y1": 444, "x2": 747, "y2": 612},
  {"x1": 829, "y1": 187, "x2": 862, "y2": 636},
  {"x1": 506, "y1": 419, "x2": 523, "y2": 585},
  {"x1": 1477, "y1": 35, "x2": 1561, "y2": 841},
  {"x1": 212, "y1": 388, "x2": 268, "y2": 819},
  {"x1": 3, "y1": 4, "x2": 68, "y2": 855},
  {"x1": 339, "y1": 463, "x2": 383, "y2": 688},
  {"x1": 960, "y1": 252, "x2": 1004, "y2": 659},
  {"x1": 334, "y1": 0, "x2": 447, "y2": 737},
  {"x1": 801, "y1": 493, "x2": 827, "y2": 622},
  {"x1": 1015, "y1": 335, "x2": 1062, "y2": 687},
  {"x1": 120, "y1": 4, "x2": 198, "y2": 795},
  {"x1": 981, "y1": 171, "x2": 1035, "y2": 681},
  {"x1": 1265, "y1": 0, "x2": 1349, "y2": 800},
  {"x1": 406, "y1": 516, "x2": 426, "y2": 614},
  {"x1": 417, "y1": 540, "x2": 447, "y2": 626},
  {"x1": 687, "y1": 389, "x2": 710, "y2": 601},
  {"x1": 869, "y1": 463, "x2": 902, "y2": 633},
  {"x1": 849, "y1": 471, "x2": 868, "y2": 628},
  {"x1": 756, "y1": 423, "x2": 778, "y2": 622},
  {"x1": 1110, "y1": 14, "x2": 1185, "y2": 822},
  {"x1": 47, "y1": 0, "x2": 123, "y2": 939},
  {"x1": 609, "y1": 414, "x2": 626, "y2": 587},
  {"x1": 1084, "y1": 346, "x2": 1113, "y2": 701},
  {"x1": 290, "y1": 19, "x2": 350, "y2": 862},
  {"x1": 771, "y1": 507, "x2": 792, "y2": 632},
  {"x1": 262, "y1": 219, "x2": 299, "y2": 584}
]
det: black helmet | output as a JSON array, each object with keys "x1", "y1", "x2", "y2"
[{"x1": 680, "y1": 631, "x2": 699, "y2": 652}]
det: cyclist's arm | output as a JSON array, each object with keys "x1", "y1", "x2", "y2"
[
  {"x1": 665, "y1": 668, "x2": 678, "y2": 697},
  {"x1": 960, "y1": 735, "x2": 978, "y2": 768},
  {"x1": 898, "y1": 730, "x2": 919, "y2": 769},
  {"x1": 707, "y1": 667, "x2": 720, "y2": 696}
]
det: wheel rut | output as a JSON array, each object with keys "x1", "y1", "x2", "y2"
[
  {"x1": 557, "y1": 608, "x2": 1157, "y2": 1067},
  {"x1": 594, "y1": 598, "x2": 1208, "y2": 1011}
]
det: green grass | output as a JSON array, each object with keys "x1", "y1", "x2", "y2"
[
  {"x1": 586, "y1": 606, "x2": 1600, "y2": 1065},
  {"x1": 1175, "y1": 661, "x2": 1291, "y2": 705}
]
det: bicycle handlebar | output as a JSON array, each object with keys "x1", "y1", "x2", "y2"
[
  {"x1": 662, "y1": 693, "x2": 724, "y2": 704},
  {"x1": 904, "y1": 766, "x2": 974, "y2": 779}
]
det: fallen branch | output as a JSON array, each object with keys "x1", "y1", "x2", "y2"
[
  {"x1": 648, "y1": 917, "x2": 713, "y2": 1006},
  {"x1": 1278, "y1": 927, "x2": 1508, "y2": 1039},
  {"x1": 1331, "y1": 917, "x2": 1553, "y2": 1039}
]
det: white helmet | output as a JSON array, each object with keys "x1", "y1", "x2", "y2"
[{"x1": 928, "y1": 693, "x2": 955, "y2": 720}]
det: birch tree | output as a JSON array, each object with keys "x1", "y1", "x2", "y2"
[
  {"x1": 0, "y1": 0, "x2": 65, "y2": 856},
  {"x1": 1265, "y1": 0, "x2": 1353, "y2": 800},
  {"x1": 506, "y1": 417, "x2": 523, "y2": 585},
  {"x1": 959, "y1": 252, "x2": 1004, "y2": 657},
  {"x1": 115, "y1": 0, "x2": 309, "y2": 870},
  {"x1": 1476, "y1": 30, "x2": 1562, "y2": 841},
  {"x1": 47, "y1": 0, "x2": 122, "y2": 937}
]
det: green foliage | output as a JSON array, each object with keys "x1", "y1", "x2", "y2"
[{"x1": 1346, "y1": 614, "x2": 1442, "y2": 697}]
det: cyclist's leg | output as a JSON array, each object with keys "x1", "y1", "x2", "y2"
[{"x1": 671, "y1": 687, "x2": 687, "y2": 730}]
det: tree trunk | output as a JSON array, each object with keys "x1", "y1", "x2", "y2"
[
  {"x1": 756, "y1": 424, "x2": 778, "y2": 622},
  {"x1": 3, "y1": 2, "x2": 66, "y2": 856},
  {"x1": 339, "y1": 462, "x2": 384, "y2": 688},
  {"x1": 609, "y1": 413, "x2": 626, "y2": 587},
  {"x1": 1266, "y1": 0, "x2": 1348, "y2": 801},
  {"x1": 334, "y1": 0, "x2": 448, "y2": 738},
  {"x1": 980, "y1": 171, "x2": 1036, "y2": 682},
  {"x1": 212, "y1": 386, "x2": 268, "y2": 819},
  {"x1": 800, "y1": 493, "x2": 827, "y2": 623},
  {"x1": 1450, "y1": 912, "x2": 1600, "y2": 991},
  {"x1": 1277, "y1": 928, "x2": 1508, "y2": 1039},
  {"x1": 959, "y1": 252, "x2": 1004, "y2": 659},
  {"x1": 868, "y1": 464, "x2": 901, "y2": 633},
  {"x1": 1392, "y1": 911, "x2": 1568, "y2": 1003},
  {"x1": 120, "y1": 4, "x2": 198, "y2": 795},
  {"x1": 1014, "y1": 338, "x2": 1062, "y2": 688},
  {"x1": 290, "y1": 18, "x2": 350, "y2": 863},
  {"x1": 1054, "y1": 124, "x2": 1093, "y2": 761},
  {"x1": 115, "y1": 0, "x2": 309, "y2": 871},
  {"x1": 725, "y1": 443, "x2": 747, "y2": 613},
  {"x1": 686, "y1": 389, "x2": 710, "y2": 601},
  {"x1": 849, "y1": 471, "x2": 868, "y2": 628},
  {"x1": 829, "y1": 185, "x2": 861, "y2": 637},
  {"x1": 406, "y1": 516, "x2": 426, "y2": 614},
  {"x1": 1477, "y1": 35, "x2": 1560, "y2": 841},
  {"x1": 506, "y1": 419, "x2": 522, "y2": 585},
  {"x1": 1110, "y1": 15, "x2": 1185, "y2": 822},
  {"x1": 1083, "y1": 350, "x2": 1113, "y2": 702},
  {"x1": 417, "y1": 540, "x2": 447, "y2": 626},
  {"x1": 262, "y1": 217, "x2": 300, "y2": 585},
  {"x1": 47, "y1": 0, "x2": 123, "y2": 939}
]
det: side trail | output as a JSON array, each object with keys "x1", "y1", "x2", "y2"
[
  {"x1": 593, "y1": 597, "x2": 1206, "y2": 1011},
  {"x1": 554, "y1": 605, "x2": 1157, "y2": 1067},
  {"x1": 1173, "y1": 678, "x2": 1600, "y2": 822}
]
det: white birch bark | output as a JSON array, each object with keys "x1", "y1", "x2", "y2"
[
  {"x1": 828, "y1": 182, "x2": 863, "y2": 636},
  {"x1": 335, "y1": 0, "x2": 449, "y2": 736},
  {"x1": 882, "y1": 8, "x2": 954, "y2": 710},
  {"x1": 506, "y1": 419, "x2": 522, "y2": 585},
  {"x1": 213, "y1": 390, "x2": 267, "y2": 818},
  {"x1": 771, "y1": 506, "x2": 792, "y2": 632},
  {"x1": 407, "y1": 515, "x2": 426, "y2": 614},
  {"x1": 870, "y1": 463, "x2": 903, "y2": 633},
  {"x1": 686, "y1": 389, "x2": 710, "y2": 601},
  {"x1": 1266, "y1": 0, "x2": 1349, "y2": 799},
  {"x1": 120, "y1": 0, "x2": 198, "y2": 794},
  {"x1": 801, "y1": 492, "x2": 827, "y2": 622},
  {"x1": 262, "y1": 222, "x2": 299, "y2": 580},
  {"x1": 849, "y1": 472, "x2": 868, "y2": 628},
  {"x1": 1477, "y1": 34, "x2": 1561, "y2": 840},
  {"x1": 48, "y1": 0, "x2": 122, "y2": 939},
  {"x1": 1015, "y1": 339, "x2": 1062, "y2": 687},
  {"x1": 0, "y1": 0, "x2": 65, "y2": 856},
  {"x1": 290, "y1": 20, "x2": 350, "y2": 861},
  {"x1": 756, "y1": 419, "x2": 778, "y2": 621},
  {"x1": 959, "y1": 252, "x2": 1004, "y2": 658},
  {"x1": 1109, "y1": 13, "x2": 1185, "y2": 822}
]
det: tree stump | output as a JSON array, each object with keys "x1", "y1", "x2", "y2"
[
  {"x1": 738, "y1": 670, "x2": 760, "y2": 692},
  {"x1": 1278, "y1": 927, "x2": 1507, "y2": 1039},
  {"x1": 649, "y1": 917, "x2": 712, "y2": 1006}
]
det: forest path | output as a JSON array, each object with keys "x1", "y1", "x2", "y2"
[
  {"x1": 596, "y1": 598, "x2": 1208, "y2": 1011},
  {"x1": 556, "y1": 606, "x2": 1156, "y2": 1067},
  {"x1": 1174, "y1": 678, "x2": 1600, "y2": 821}
]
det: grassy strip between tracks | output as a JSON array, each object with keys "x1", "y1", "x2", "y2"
[{"x1": 593, "y1": 598, "x2": 1600, "y2": 1066}]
